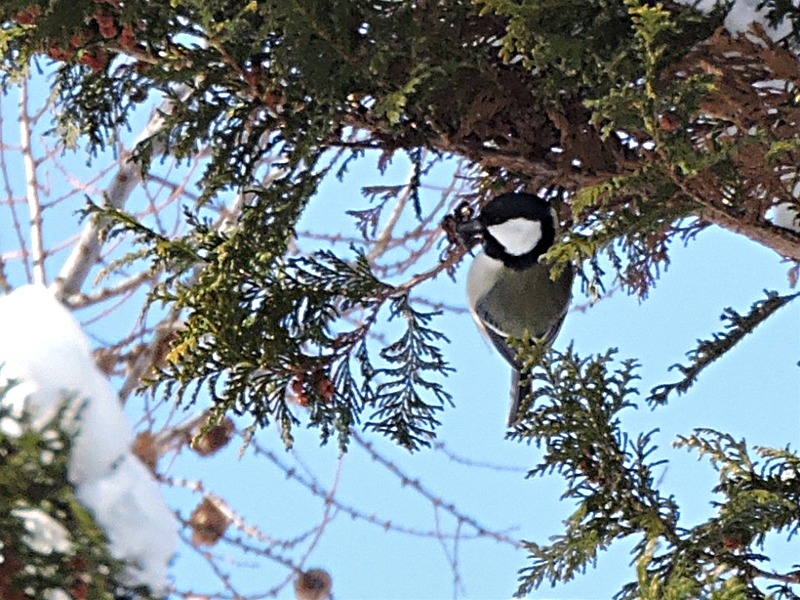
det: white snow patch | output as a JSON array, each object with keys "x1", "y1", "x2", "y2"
[
  {"x1": 77, "y1": 455, "x2": 177, "y2": 590},
  {"x1": 0, "y1": 285, "x2": 133, "y2": 484},
  {"x1": 12, "y1": 507, "x2": 73, "y2": 555},
  {"x1": 679, "y1": 0, "x2": 797, "y2": 41},
  {"x1": 769, "y1": 202, "x2": 800, "y2": 232},
  {"x1": 753, "y1": 78, "x2": 788, "y2": 90},
  {"x1": 0, "y1": 285, "x2": 177, "y2": 595}
]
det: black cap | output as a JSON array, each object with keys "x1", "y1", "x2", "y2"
[{"x1": 480, "y1": 193, "x2": 556, "y2": 270}]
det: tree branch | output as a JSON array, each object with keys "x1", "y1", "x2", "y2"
[
  {"x1": 19, "y1": 76, "x2": 46, "y2": 285},
  {"x1": 699, "y1": 206, "x2": 800, "y2": 262},
  {"x1": 51, "y1": 98, "x2": 172, "y2": 300},
  {"x1": 61, "y1": 271, "x2": 157, "y2": 309}
]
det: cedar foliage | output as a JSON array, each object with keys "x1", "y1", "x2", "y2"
[{"x1": 1, "y1": 0, "x2": 799, "y2": 597}]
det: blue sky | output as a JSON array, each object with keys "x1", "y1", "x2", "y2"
[{"x1": 1, "y1": 70, "x2": 798, "y2": 600}]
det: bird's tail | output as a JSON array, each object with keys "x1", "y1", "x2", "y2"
[{"x1": 507, "y1": 369, "x2": 529, "y2": 426}]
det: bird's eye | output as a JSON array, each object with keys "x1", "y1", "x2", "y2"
[{"x1": 455, "y1": 201, "x2": 474, "y2": 223}]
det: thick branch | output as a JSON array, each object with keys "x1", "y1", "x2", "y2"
[{"x1": 700, "y1": 207, "x2": 800, "y2": 262}]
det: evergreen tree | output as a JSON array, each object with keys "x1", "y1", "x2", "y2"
[{"x1": 0, "y1": 0, "x2": 798, "y2": 597}]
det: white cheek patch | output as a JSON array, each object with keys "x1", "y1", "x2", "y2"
[{"x1": 487, "y1": 218, "x2": 542, "y2": 256}]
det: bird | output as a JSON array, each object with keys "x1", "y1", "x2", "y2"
[{"x1": 453, "y1": 192, "x2": 574, "y2": 425}]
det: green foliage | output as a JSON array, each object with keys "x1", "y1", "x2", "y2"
[
  {"x1": 363, "y1": 294, "x2": 454, "y2": 450},
  {"x1": 477, "y1": 0, "x2": 636, "y2": 100},
  {"x1": 0, "y1": 0, "x2": 757, "y2": 446},
  {"x1": 649, "y1": 290, "x2": 800, "y2": 405},
  {"x1": 87, "y1": 169, "x2": 453, "y2": 450},
  {"x1": 559, "y1": 0, "x2": 738, "y2": 298},
  {"x1": 0, "y1": 378, "x2": 160, "y2": 599},
  {"x1": 552, "y1": 167, "x2": 704, "y2": 299},
  {"x1": 2, "y1": 0, "x2": 493, "y2": 186},
  {"x1": 587, "y1": 0, "x2": 720, "y2": 140},
  {"x1": 509, "y1": 347, "x2": 666, "y2": 594},
  {"x1": 476, "y1": 0, "x2": 721, "y2": 101},
  {"x1": 633, "y1": 540, "x2": 751, "y2": 600},
  {"x1": 508, "y1": 349, "x2": 800, "y2": 599}
]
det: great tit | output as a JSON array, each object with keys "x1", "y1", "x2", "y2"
[{"x1": 454, "y1": 192, "x2": 574, "y2": 425}]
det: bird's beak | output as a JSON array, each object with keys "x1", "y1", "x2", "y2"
[{"x1": 454, "y1": 218, "x2": 484, "y2": 248}]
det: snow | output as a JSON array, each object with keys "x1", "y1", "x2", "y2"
[
  {"x1": 769, "y1": 202, "x2": 800, "y2": 232},
  {"x1": 77, "y1": 455, "x2": 177, "y2": 589},
  {"x1": 0, "y1": 286, "x2": 133, "y2": 483},
  {"x1": 0, "y1": 285, "x2": 177, "y2": 595},
  {"x1": 684, "y1": 0, "x2": 798, "y2": 41},
  {"x1": 11, "y1": 507, "x2": 73, "y2": 555},
  {"x1": 752, "y1": 78, "x2": 790, "y2": 90}
]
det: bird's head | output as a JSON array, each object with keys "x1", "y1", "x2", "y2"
[{"x1": 454, "y1": 192, "x2": 556, "y2": 270}]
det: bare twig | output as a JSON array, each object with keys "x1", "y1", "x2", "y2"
[
  {"x1": 62, "y1": 271, "x2": 156, "y2": 309},
  {"x1": 19, "y1": 76, "x2": 46, "y2": 285},
  {"x1": 351, "y1": 432, "x2": 523, "y2": 548},
  {"x1": 431, "y1": 441, "x2": 528, "y2": 473},
  {"x1": 249, "y1": 436, "x2": 520, "y2": 545},
  {"x1": 368, "y1": 160, "x2": 417, "y2": 261},
  {"x1": 51, "y1": 97, "x2": 172, "y2": 300},
  {"x1": 0, "y1": 98, "x2": 31, "y2": 284}
]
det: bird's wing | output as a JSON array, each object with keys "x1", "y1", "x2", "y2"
[
  {"x1": 473, "y1": 300, "x2": 521, "y2": 368},
  {"x1": 474, "y1": 301, "x2": 530, "y2": 425},
  {"x1": 538, "y1": 265, "x2": 574, "y2": 346},
  {"x1": 538, "y1": 299, "x2": 569, "y2": 347},
  {"x1": 473, "y1": 280, "x2": 571, "y2": 368}
]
